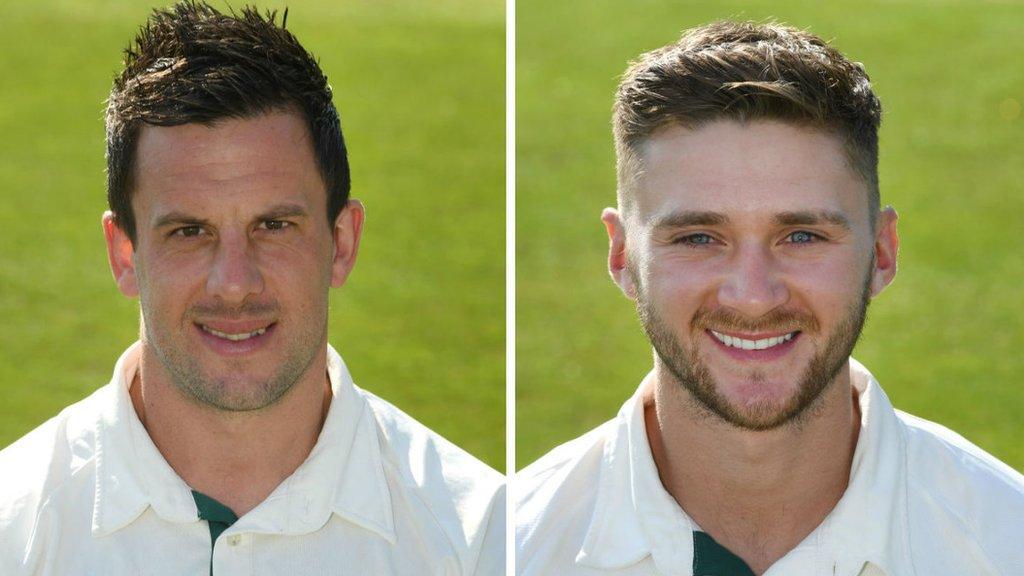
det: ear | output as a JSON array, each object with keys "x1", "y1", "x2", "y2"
[
  {"x1": 869, "y1": 206, "x2": 899, "y2": 297},
  {"x1": 331, "y1": 199, "x2": 365, "y2": 288},
  {"x1": 601, "y1": 207, "x2": 637, "y2": 299},
  {"x1": 102, "y1": 211, "x2": 139, "y2": 297}
]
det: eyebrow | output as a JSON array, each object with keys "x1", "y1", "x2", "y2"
[
  {"x1": 153, "y1": 212, "x2": 209, "y2": 229},
  {"x1": 652, "y1": 211, "x2": 728, "y2": 230},
  {"x1": 256, "y1": 203, "x2": 309, "y2": 221},
  {"x1": 773, "y1": 210, "x2": 851, "y2": 230},
  {"x1": 152, "y1": 203, "x2": 309, "y2": 229},
  {"x1": 652, "y1": 209, "x2": 851, "y2": 231}
]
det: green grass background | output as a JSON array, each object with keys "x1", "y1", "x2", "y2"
[
  {"x1": 517, "y1": 0, "x2": 1024, "y2": 471},
  {"x1": 0, "y1": 0, "x2": 505, "y2": 470}
]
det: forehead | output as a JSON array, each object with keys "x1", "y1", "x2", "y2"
[
  {"x1": 132, "y1": 111, "x2": 323, "y2": 220},
  {"x1": 633, "y1": 120, "x2": 870, "y2": 227}
]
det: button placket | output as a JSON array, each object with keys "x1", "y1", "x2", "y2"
[{"x1": 214, "y1": 532, "x2": 253, "y2": 576}]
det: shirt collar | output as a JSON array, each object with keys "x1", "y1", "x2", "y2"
[
  {"x1": 92, "y1": 342, "x2": 396, "y2": 544},
  {"x1": 575, "y1": 359, "x2": 909, "y2": 576},
  {"x1": 810, "y1": 358, "x2": 910, "y2": 576},
  {"x1": 93, "y1": 342, "x2": 193, "y2": 536},
  {"x1": 576, "y1": 371, "x2": 696, "y2": 575}
]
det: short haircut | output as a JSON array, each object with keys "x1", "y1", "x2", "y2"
[
  {"x1": 613, "y1": 21, "x2": 882, "y2": 222},
  {"x1": 105, "y1": 0, "x2": 349, "y2": 243}
]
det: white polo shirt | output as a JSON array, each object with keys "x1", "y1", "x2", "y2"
[
  {"x1": 516, "y1": 359, "x2": 1024, "y2": 576},
  {"x1": 0, "y1": 342, "x2": 505, "y2": 575}
]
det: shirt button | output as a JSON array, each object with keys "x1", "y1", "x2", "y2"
[{"x1": 227, "y1": 535, "x2": 242, "y2": 546}]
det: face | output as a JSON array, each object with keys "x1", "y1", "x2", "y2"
[
  {"x1": 103, "y1": 111, "x2": 363, "y2": 411},
  {"x1": 605, "y1": 120, "x2": 897, "y2": 430}
]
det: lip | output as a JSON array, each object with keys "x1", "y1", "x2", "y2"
[
  {"x1": 195, "y1": 319, "x2": 275, "y2": 334},
  {"x1": 705, "y1": 329, "x2": 800, "y2": 362},
  {"x1": 709, "y1": 329, "x2": 796, "y2": 340},
  {"x1": 195, "y1": 321, "x2": 277, "y2": 357}
]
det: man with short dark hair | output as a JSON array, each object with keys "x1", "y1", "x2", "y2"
[
  {"x1": 0, "y1": 3, "x2": 504, "y2": 574},
  {"x1": 516, "y1": 21, "x2": 1024, "y2": 575}
]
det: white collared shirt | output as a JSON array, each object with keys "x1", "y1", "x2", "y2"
[
  {"x1": 515, "y1": 359, "x2": 1024, "y2": 576},
  {"x1": 0, "y1": 342, "x2": 505, "y2": 576}
]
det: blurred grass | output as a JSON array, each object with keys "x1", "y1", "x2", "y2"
[
  {"x1": 517, "y1": 0, "x2": 1024, "y2": 471},
  {"x1": 0, "y1": 0, "x2": 505, "y2": 470}
]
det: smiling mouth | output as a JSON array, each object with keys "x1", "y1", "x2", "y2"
[
  {"x1": 199, "y1": 323, "x2": 274, "y2": 342},
  {"x1": 710, "y1": 330, "x2": 799, "y2": 351}
]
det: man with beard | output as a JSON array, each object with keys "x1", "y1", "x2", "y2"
[
  {"x1": 516, "y1": 21, "x2": 1024, "y2": 576},
  {"x1": 0, "y1": 3, "x2": 503, "y2": 575}
]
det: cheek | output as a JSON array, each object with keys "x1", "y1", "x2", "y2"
[
  {"x1": 645, "y1": 251, "x2": 868, "y2": 316},
  {"x1": 782, "y1": 255, "x2": 871, "y2": 316},
  {"x1": 136, "y1": 250, "x2": 208, "y2": 304},
  {"x1": 137, "y1": 236, "x2": 334, "y2": 312},
  {"x1": 257, "y1": 241, "x2": 333, "y2": 293},
  {"x1": 644, "y1": 260, "x2": 715, "y2": 313}
]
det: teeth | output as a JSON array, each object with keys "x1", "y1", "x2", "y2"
[
  {"x1": 711, "y1": 330, "x2": 795, "y2": 350},
  {"x1": 201, "y1": 325, "x2": 267, "y2": 341}
]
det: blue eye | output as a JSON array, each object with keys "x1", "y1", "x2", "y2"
[
  {"x1": 787, "y1": 231, "x2": 818, "y2": 244},
  {"x1": 678, "y1": 233, "x2": 715, "y2": 245}
]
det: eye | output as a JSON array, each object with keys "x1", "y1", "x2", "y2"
[
  {"x1": 675, "y1": 233, "x2": 717, "y2": 246},
  {"x1": 260, "y1": 220, "x2": 292, "y2": 232},
  {"x1": 786, "y1": 230, "x2": 821, "y2": 244},
  {"x1": 170, "y1": 225, "x2": 205, "y2": 238}
]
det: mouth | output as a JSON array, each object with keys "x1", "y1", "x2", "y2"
[
  {"x1": 195, "y1": 321, "x2": 277, "y2": 355},
  {"x1": 710, "y1": 330, "x2": 798, "y2": 350},
  {"x1": 200, "y1": 324, "x2": 269, "y2": 341},
  {"x1": 706, "y1": 329, "x2": 801, "y2": 361}
]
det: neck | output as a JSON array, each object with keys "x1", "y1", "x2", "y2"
[
  {"x1": 129, "y1": 344, "x2": 332, "y2": 517},
  {"x1": 645, "y1": 362, "x2": 860, "y2": 575}
]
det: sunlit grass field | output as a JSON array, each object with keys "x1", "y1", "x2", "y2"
[
  {"x1": 0, "y1": 0, "x2": 505, "y2": 470},
  {"x1": 517, "y1": 0, "x2": 1024, "y2": 470}
]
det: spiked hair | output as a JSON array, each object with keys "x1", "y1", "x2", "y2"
[{"x1": 105, "y1": 1, "x2": 348, "y2": 242}]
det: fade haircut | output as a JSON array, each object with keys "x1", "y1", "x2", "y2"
[
  {"x1": 613, "y1": 21, "x2": 882, "y2": 223},
  {"x1": 105, "y1": 0, "x2": 348, "y2": 243}
]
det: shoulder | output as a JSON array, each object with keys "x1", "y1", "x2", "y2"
[
  {"x1": 359, "y1": 387, "x2": 504, "y2": 500},
  {"x1": 896, "y1": 410, "x2": 1024, "y2": 570},
  {"x1": 0, "y1": 385, "x2": 109, "y2": 569},
  {"x1": 515, "y1": 420, "x2": 613, "y2": 567},
  {"x1": 516, "y1": 420, "x2": 611, "y2": 513},
  {"x1": 358, "y1": 387, "x2": 505, "y2": 573}
]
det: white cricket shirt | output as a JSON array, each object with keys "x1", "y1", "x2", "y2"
[
  {"x1": 516, "y1": 359, "x2": 1024, "y2": 575},
  {"x1": 0, "y1": 342, "x2": 505, "y2": 575}
]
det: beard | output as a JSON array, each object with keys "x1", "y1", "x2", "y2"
[
  {"x1": 139, "y1": 297, "x2": 326, "y2": 412},
  {"x1": 634, "y1": 262, "x2": 872, "y2": 431}
]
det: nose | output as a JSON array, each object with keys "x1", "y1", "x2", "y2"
[
  {"x1": 206, "y1": 231, "x2": 264, "y2": 304},
  {"x1": 716, "y1": 243, "x2": 789, "y2": 318}
]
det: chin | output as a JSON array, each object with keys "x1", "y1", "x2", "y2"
[{"x1": 721, "y1": 377, "x2": 797, "y2": 411}]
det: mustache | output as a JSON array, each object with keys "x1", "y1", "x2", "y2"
[
  {"x1": 692, "y1": 306, "x2": 819, "y2": 334},
  {"x1": 188, "y1": 300, "x2": 280, "y2": 320}
]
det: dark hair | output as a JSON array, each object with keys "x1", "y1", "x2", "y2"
[
  {"x1": 613, "y1": 21, "x2": 882, "y2": 220},
  {"x1": 105, "y1": 0, "x2": 348, "y2": 243}
]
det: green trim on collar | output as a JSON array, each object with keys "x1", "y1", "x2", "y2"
[
  {"x1": 192, "y1": 490, "x2": 239, "y2": 576},
  {"x1": 693, "y1": 531, "x2": 755, "y2": 576}
]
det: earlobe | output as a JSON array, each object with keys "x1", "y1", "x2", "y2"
[
  {"x1": 601, "y1": 208, "x2": 637, "y2": 300},
  {"x1": 331, "y1": 199, "x2": 365, "y2": 288},
  {"x1": 869, "y1": 207, "x2": 899, "y2": 297},
  {"x1": 102, "y1": 212, "x2": 139, "y2": 297}
]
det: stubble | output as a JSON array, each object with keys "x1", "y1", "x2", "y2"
[{"x1": 632, "y1": 261, "x2": 872, "y2": 431}]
